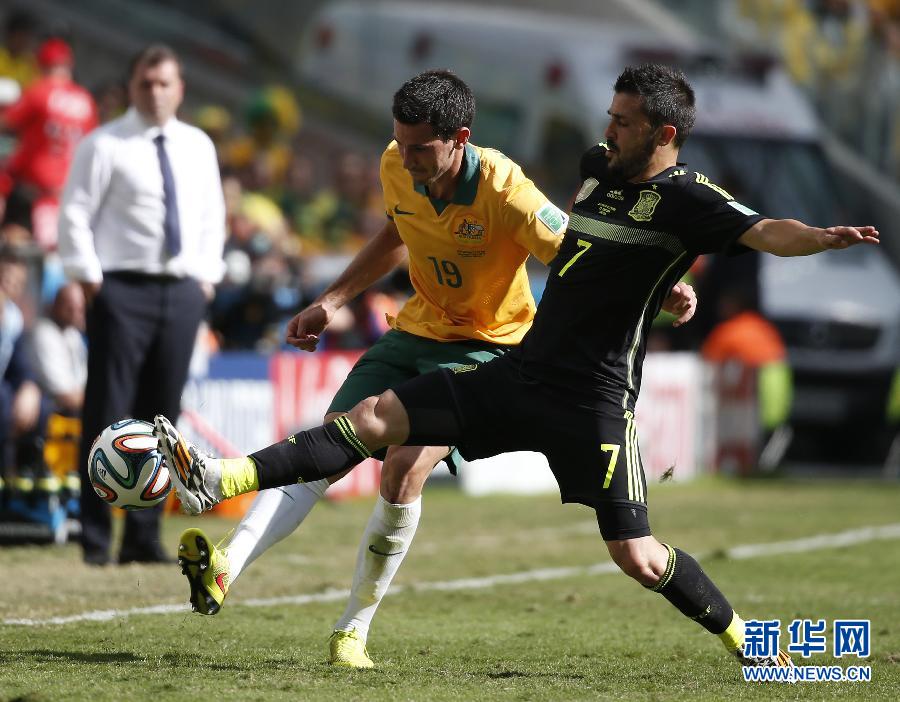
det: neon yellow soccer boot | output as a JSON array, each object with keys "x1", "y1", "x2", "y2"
[
  {"x1": 328, "y1": 629, "x2": 374, "y2": 669},
  {"x1": 178, "y1": 527, "x2": 229, "y2": 615}
]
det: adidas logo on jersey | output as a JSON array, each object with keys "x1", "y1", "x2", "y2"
[{"x1": 606, "y1": 189, "x2": 625, "y2": 201}]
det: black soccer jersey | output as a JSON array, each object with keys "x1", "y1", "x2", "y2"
[{"x1": 513, "y1": 143, "x2": 765, "y2": 410}]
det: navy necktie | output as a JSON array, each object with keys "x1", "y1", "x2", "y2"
[{"x1": 154, "y1": 133, "x2": 182, "y2": 256}]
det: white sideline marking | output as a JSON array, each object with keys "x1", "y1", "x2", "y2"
[{"x1": 5, "y1": 523, "x2": 900, "y2": 627}]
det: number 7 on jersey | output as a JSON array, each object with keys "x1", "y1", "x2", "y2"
[{"x1": 558, "y1": 238, "x2": 592, "y2": 277}]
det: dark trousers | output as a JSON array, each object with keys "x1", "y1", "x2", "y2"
[{"x1": 79, "y1": 273, "x2": 207, "y2": 563}]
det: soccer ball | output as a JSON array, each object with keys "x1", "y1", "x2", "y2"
[{"x1": 88, "y1": 419, "x2": 171, "y2": 510}]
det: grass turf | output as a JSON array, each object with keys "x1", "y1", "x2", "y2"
[{"x1": 0, "y1": 477, "x2": 898, "y2": 701}]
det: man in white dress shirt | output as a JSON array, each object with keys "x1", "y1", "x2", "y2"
[{"x1": 58, "y1": 44, "x2": 225, "y2": 565}]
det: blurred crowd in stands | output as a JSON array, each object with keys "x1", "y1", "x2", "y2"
[
  {"x1": 719, "y1": 0, "x2": 900, "y2": 180},
  {"x1": 0, "y1": 8, "x2": 411, "y2": 358}
]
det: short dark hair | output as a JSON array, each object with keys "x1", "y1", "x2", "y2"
[
  {"x1": 392, "y1": 69, "x2": 475, "y2": 140},
  {"x1": 614, "y1": 64, "x2": 695, "y2": 147},
  {"x1": 128, "y1": 44, "x2": 182, "y2": 81}
]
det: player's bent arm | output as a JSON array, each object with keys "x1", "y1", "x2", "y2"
[
  {"x1": 286, "y1": 220, "x2": 407, "y2": 349},
  {"x1": 739, "y1": 218, "x2": 880, "y2": 257},
  {"x1": 316, "y1": 219, "x2": 407, "y2": 312}
]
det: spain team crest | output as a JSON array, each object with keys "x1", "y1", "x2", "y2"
[{"x1": 628, "y1": 190, "x2": 662, "y2": 222}]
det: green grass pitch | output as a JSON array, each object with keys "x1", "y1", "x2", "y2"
[{"x1": 1, "y1": 477, "x2": 898, "y2": 701}]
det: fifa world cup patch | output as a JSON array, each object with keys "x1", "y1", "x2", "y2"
[
  {"x1": 536, "y1": 201, "x2": 568, "y2": 235},
  {"x1": 450, "y1": 363, "x2": 478, "y2": 374}
]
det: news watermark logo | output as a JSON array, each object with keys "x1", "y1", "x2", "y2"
[{"x1": 742, "y1": 618, "x2": 872, "y2": 683}]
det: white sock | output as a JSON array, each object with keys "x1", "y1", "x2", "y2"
[
  {"x1": 334, "y1": 494, "x2": 421, "y2": 639},
  {"x1": 225, "y1": 479, "x2": 329, "y2": 584}
]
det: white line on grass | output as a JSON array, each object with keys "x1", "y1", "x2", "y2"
[{"x1": 5, "y1": 522, "x2": 900, "y2": 627}]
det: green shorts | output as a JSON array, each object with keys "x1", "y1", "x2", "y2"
[{"x1": 328, "y1": 329, "x2": 508, "y2": 471}]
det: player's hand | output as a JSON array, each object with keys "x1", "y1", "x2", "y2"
[
  {"x1": 662, "y1": 281, "x2": 697, "y2": 328},
  {"x1": 818, "y1": 225, "x2": 880, "y2": 249},
  {"x1": 285, "y1": 302, "x2": 334, "y2": 351}
]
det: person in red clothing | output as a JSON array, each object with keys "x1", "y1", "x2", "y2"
[{"x1": 0, "y1": 38, "x2": 97, "y2": 247}]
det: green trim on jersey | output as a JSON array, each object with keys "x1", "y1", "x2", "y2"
[
  {"x1": 568, "y1": 212, "x2": 685, "y2": 255},
  {"x1": 623, "y1": 251, "x2": 689, "y2": 404},
  {"x1": 413, "y1": 143, "x2": 480, "y2": 215}
]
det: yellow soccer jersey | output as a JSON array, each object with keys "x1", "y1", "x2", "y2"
[{"x1": 382, "y1": 141, "x2": 567, "y2": 344}]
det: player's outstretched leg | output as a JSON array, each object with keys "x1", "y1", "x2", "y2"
[
  {"x1": 175, "y1": 480, "x2": 332, "y2": 615},
  {"x1": 327, "y1": 445, "x2": 441, "y2": 668},
  {"x1": 154, "y1": 415, "x2": 233, "y2": 514},
  {"x1": 155, "y1": 398, "x2": 401, "y2": 513},
  {"x1": 178, "y1": 527, "x2": 230, "y2": 614},
  {"x1": 606, "y1": 535, "x2": 794, "y2": 671},
  {"x1": 226, "y1": 480, "x2": 331, "y2": 581}
]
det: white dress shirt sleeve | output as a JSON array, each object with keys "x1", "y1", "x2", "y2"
[
  {"x1": 58, "y1": 131, "x2": 112, "y2": 283},
  {"x1": 197, "y1": 134, "x2": 226, "y2": 284}
]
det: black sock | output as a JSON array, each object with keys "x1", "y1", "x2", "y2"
[
  {"x1": 646, "y1": 544, "x2": 733, "y2": 635},
  {"x1": 249, "y1": 417, "x2": 372, "y2": 489}
]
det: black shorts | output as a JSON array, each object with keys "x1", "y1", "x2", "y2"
[{"x1": 393, "y1": 356, "x2": 651, "y2": 540}]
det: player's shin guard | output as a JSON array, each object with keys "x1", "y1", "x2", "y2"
[
  {"x1": 249, "y1": 417, "x2": 372, "y2": 489},
  {"x1": 646, "y1": 544, "x2": 733, "y2": 635}
]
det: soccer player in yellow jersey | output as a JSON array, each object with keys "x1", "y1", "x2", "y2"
[{"x1": 171, "y1": 70, "x2": 696, "y2": 667}]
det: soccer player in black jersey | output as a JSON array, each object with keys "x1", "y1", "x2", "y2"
[{"x1": 157, "y1": 64, "x2": 879, "y2": 671}]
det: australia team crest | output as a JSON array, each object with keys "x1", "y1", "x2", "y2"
[
  {"x1": 628, "y1": 189, "x2": 662, "y2": 222},
  {"x1": 451, "y1": 215, "x2": 488, "y2": 257}
]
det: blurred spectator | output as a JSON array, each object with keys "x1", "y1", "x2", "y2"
[
  {"x1": 194, "y1": 104, "x2": 232, "y2": 162},
  {"x1": 93, "y1": 80, "x2": 128, "y2": 125},
  {"x1": 862, "y1": 0, "x2": 900, "y2": 177},
  {"x1": 781, "y1": 1, "x2": 867, "y2": 91},
  {"x1": 279, "y1": 154, "x2": 329, "y2": 243},
  {"x1": 870, "y1": 0, "x2": 900, "y2": 54},
  {"x1": 224, "y1": 86, "x2": 299, "y2": 189},
  {"x1": 701, "y1": 287, "x2": 793, "y2": 469},
  {"x1": 0, "y1": 248, "x2": 33, "y2": 325},
  {"x1": 722, "y1": 0, "x2": 900, "y2": 180},
  {"x1": 0, "y1": 9, "x2": 38, "y2": 89},
  {"x1": 27, "y1": 281, "x2": 86, "y2": 416},
  {"x1": 58, "y1": 44, "x2": 225, "y2": 565},
  {"x1": 0, "y1": 38, "x2": 98, "y2": 250},
  {"x1": 0, "y1": 258, "x2": 42, "y2": 477}
]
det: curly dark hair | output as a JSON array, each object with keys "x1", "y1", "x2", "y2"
[
  {"x1": 614, "y1": 64, "x2": 695, "y2": 147},
  {"x1": 392, "y1": 69, "x2": 475, "y2": 140}
]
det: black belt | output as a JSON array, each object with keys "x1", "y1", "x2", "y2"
[{"x1": 105, "y1": 270, "x2": 185, "y2": 283}]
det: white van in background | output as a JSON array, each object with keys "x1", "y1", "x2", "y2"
[{"x1": 298, "y1": 1, "x2": 900, "y2": 465}]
